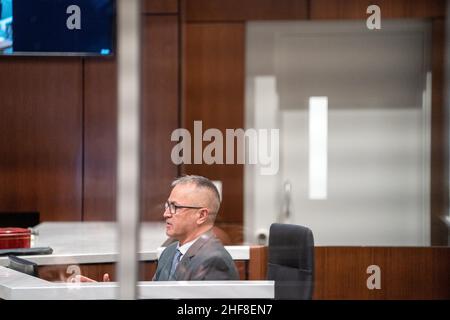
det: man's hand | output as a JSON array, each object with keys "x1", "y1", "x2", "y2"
[{"x1": 68, "y1": 273, "x2": 111, "y2": 283}]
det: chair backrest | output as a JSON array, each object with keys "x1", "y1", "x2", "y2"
[{"x1": 267, "y1": 223, "x2": 314, "y2": 300}]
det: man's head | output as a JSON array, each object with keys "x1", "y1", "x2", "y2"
[{"x1": 163, "y1": 175, "x2": 221, "y2": 245}]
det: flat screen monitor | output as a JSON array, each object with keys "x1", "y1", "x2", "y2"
[{"x1": 0, "y1": 0, "x2": 115, "y2": 56}]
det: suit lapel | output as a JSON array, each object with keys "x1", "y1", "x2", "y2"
[
  {"x1": 158, "y1": 244, "x2": 178, "y2": 281},
  {"x1": 173, "y1": 230, "x2": 214, "y2": 280}
]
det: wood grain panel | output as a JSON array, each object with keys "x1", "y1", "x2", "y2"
[
  {"x1": 314, "y1": 247, "x2": 384, "y2": 299},
  {"x1": 39, "y1": 260, "x2": 248, "y2": 282},
  {"x1": 38, "y1": 247, "x2": 450, "y2": 299},
  {"x1": 248, "y1": 246, "x2": 268, "y2": 280},
  {"x1": 0, "y1": 58, "x2": 83, "y2": 222},
  {"x1": 244, "y1": 247, "x2": 450, "y2": 299},
  {"x1": 235, "y1": 261, "x2": 247, "y2": 280},
  {"x1": 143, "y1": 0, "x2": 179, "y2": 14},
  {"x1": 430, "y1": 19, "x2": 448, "y2": 245},
  {"x1": 310, "y1": 0, "x2": 445, "y2": 19},
  {"x1": 215, "y1": 222, "x2": 245, "y2": 244},
  {"x1": 141, "y1": 16, "x2": 180, "y2": 221},
  {"x1": 83, "y1": 58, "x2": 117, "y2": 221},
  {"x1": 183, "y1": 0, "x2": 308, "y2": 21},
  {"x1": 314, "y1": 247, "x2": 450, "y2": 299},
  {"x1": 139, "y1": 261, "x2": 158, "y2": 281},
  {"x1": 183, "y1": 23, "x2": 245, "y2": 223},
  {"x1": 39, "y1": 262, "x2": 156, "y2": 282},
  {"x1": 39, "y1": 263, "x2": 116, "y2": 282}
]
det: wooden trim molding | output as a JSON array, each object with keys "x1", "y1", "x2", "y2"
[
  {"x1": 310, "y1": 0, "x2": 445, "y2": 19},
  {"x1": 183, "y1": 0, "x2": 444, "y2": 22},
  {"x1": 430, "y1": 19, "x2": 449, "y2": 245},
  {"x1": 248, "y1": 246, "x2": 268, "y2": 280},
  {"x1": 182, "y1": 0, "x2": 308, "y2": 22},
  {"x1": 143, "y1": 0, "x2": 179, "y2": 14}
]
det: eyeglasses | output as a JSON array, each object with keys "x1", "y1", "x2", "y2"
[{"x1": 164, "y1": 201, "x2": 203, "y2": 215}]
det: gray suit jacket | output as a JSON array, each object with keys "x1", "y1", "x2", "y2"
[{"x1": 153, "y1": 230, "x2": 239, "y2": 281}]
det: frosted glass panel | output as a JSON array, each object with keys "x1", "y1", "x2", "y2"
[
  {"x1": 276, "y1": 31, "x2": 424, "y2": 110},
  {"x1": 245, "y1": 20, "x2": 431, "y2": 246}
]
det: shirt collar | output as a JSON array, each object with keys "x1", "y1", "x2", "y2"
[{"x1": 176, "y1": 236, "x2": 200, "y2": 256}]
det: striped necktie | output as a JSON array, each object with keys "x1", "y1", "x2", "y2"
[{"x1": 169, "y1": 249, "x2": 182, "y2": 279}]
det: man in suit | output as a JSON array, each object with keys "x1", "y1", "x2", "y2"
[
  {"x1": 73, "y1": 175, "x2": 238, "y2": 282},
  {"x1": 153, "y1": 175, "x2": 239, "y2": 281}
]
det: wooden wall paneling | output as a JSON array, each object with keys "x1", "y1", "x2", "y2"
[
  {"x1": 39, "y1": 261, "x2": 157, "y2": 282},
  {"x1": 0, "y1": 58, "x2": 83, "y2": 222},
  {"x1": 141, "y1": 15, "x2": 180, "y2": 221},
  {"x1": 310, "y1": 0, "x2": 446, "y2": 19},
  {"x1": 313, "y1": 247, "x2": 450, "y2": 300},
  {"x1": 183, "y1": 23, "x2": 245, "y2": 224},
  {"x1": 183, "y1": 0, "x2": 308, "y2": 22},
  {"x1": 248, "y1": 246, "x2": 268, "y2": 280},
  {"x1": 233, "y1": 261, "x2": 247, "y2": 280},
  {"x1": 430, "y1": 19, "x2": 448, "y2": 245},
  {"x1": 379, "y1": 247, "x2": 450, "y2": 299},
  {"x1": 84, "y1": 14, "x2": 181, "y2": 222},
  {"x1": 139, "y1": 261, "x2": 158, "y2": 281},
  {"x1": 383, "y1": 248, "x2": 432, "y2": 299},
  {"x1": 38, "y1": 260, "x2": 253, "y2": 282},
  {"x1": 215, "y1": 222, "x2": 244, "y2": 244},
  {"x1": 313, "y1": 247, "x2": 383, "y2": 299},
  {"x1": 38, "y1": 263, "x2": 116, "y2": 282},
  {"x1": 143, "y1": 0, "x2": 179, "y2": 14},
  {"x1": 430, "y1": 247, "x2": 450, "y2": 298},
  {"x1": 37, "y1": 247, "x2": 450, "y2": 299},
  {"x1": 83, "y1": 58, "x2": 117, "y2": 221}
]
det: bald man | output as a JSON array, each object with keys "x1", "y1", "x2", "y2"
[{"x1": 153, "y1": 175, "x2": 239, "y2": 281}]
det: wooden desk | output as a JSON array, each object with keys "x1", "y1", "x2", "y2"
[
  {"x1": 0, "y1": 222, "x2": 256, "y2": 282},
  {"x1": 246, "y1": 246, "x2": 450, "y2": 299},
  {"x1": 0, "y1": 266, "x2": 274, "y2": 300}
]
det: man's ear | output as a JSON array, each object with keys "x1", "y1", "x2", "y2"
[{"x1": 197, "y1": 208, "x2": 209, "y2": 224}]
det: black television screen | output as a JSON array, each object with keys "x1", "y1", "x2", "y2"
[{"x1": 0, "y1": 0, "x2": 115, "y2": 56}]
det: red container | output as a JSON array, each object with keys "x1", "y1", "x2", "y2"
[{"x1": 0, "y1": 228, "x2": 31, "y2": 249}]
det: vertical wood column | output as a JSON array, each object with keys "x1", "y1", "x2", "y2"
[
  {"x1": 183, "y1": 22, "x2": 245, "y2": 226},
  {"x1": 140, "y1": 3, "x2": 180, "y2": 221},
  {"x1": 430, "y1": 19, "x2": 448, "y2": 245},
  {"x1": 83, "y1": 58, "x2": 118, "y2": 221}
]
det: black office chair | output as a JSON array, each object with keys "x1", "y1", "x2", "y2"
[{"x1": 267, "y1": 223, "x2": 314, "y2": 300}]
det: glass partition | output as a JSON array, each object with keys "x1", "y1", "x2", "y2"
[{"x1": 245, "y1": 20, "x2": 433, "y2": 246}]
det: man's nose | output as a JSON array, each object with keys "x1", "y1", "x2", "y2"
[{"x1": 163, "y1": 207, "x2": 171, "y2": 218}]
